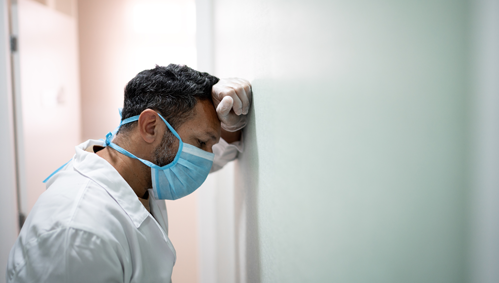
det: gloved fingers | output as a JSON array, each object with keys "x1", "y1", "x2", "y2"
[
  {"x1": 232, "y1": 84, "x2": 250, "y2": 115},
  {"x1": 212, "y1": 78, "x2": 252, "y2": 116},
  {"x1": 216, "y1": 96, "x2": 247, "y2": 132},
  {"x1": 225, "y1": 87, "x2": 245, "y2": 116},
  {"x1": 211, "y1": 86, "x2": 224, "y2": 105},
  {"x1": 216, "y1": 96, "x2": 233, "y2": 119},
  {"x1": 212, "y1": 85, "x2": 244, "y2": 116},
  {"x1": 223, "y1": 79, "x2": 251, "y2": 115},
  {"x1": 234, "y1": 77, "x2": 253, "y2": 105}
]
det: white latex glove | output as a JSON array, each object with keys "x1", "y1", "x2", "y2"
[{"x1": 212, "y1": 78, "x2": 252, "y2": 132}]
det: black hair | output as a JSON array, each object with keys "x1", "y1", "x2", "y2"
[{"x1": 119, "y1": 64, "x2": 219, "y2": 134}]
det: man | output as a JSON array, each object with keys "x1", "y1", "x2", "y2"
[{"x1": 6, "y1": 64, "x2": 252, "y2": 282}]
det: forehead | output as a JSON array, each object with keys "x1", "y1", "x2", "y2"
[{"x1": 177, "y1": 99, "x2": 221, "y2": 139}]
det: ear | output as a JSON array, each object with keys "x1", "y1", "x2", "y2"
[{"x1": 137, "y1": 109, "x2": 162, "y2": 144}]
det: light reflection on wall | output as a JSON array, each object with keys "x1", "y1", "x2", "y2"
[{"x1": 130, "y1": 0, "x2": 197, "y2": 72}]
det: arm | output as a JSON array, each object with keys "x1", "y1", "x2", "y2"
[
  {"x1": 221, "y1": 128, "x2": 242, "y2": 144},
  {"x1": 7, "y1": 228, "x2": 125, "y2": 283},
  {"x1": 64, "y1": 229, "x2": 126, "y2": 283},
  {"x1": 212, "y1": 78, "x2": 252, "y2": 134},
  {"x1": 209, "y1": 78, "x2": 251, "y2": 172}
]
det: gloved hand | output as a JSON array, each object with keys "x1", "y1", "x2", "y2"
[{"x1": 212, "y1": 78, "x2": 252, "y2": 132}]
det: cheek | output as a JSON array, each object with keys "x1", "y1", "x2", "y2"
[{"x1": 206, "y1": 144, "x2": 214, "y2": 153}]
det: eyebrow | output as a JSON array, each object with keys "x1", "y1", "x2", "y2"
[
  {"x1": 199, "y1": 131, "x2": 218, "y2": 142},
  {"x1": 208, "y1": 133, "x2": 218, "y2": 141}
]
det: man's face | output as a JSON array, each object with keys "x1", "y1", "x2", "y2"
[
  {"x1": 153, "y1": 99, "x2": 221, "y2": 166},
  {"x1": 177, "y1": 99, "x2": 222, "y2": 152}
]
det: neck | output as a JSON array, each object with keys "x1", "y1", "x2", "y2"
[{"x1": 96, "y1": 140, "x2": 152, "y2": 199}]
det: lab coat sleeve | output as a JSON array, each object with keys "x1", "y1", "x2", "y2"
[
  {"x1": 64, "y1": 228, "x2": 127, "y2": 283},
  {"x1": 7, "y1": 227, "x2": 127, "y2": 283},
  {"x1": 211, "y1": 137, "x2": 243, "y2": 173}
]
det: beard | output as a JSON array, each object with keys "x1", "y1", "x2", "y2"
[{"x1": 153, "y1": 130, "x2": 177, "y2": 166}]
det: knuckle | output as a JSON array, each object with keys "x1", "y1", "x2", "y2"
[
  {"x1": 235, "y1": 85, "x2": 244, "y2": 93},
  {"x1": 221, "y1": 88, "x2": 235, "y2": 96}
]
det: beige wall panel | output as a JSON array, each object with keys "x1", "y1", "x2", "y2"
[
  {"x1": 77, "y1": 1, "x2": 199, "y2": 282},
  {"x1": 17, "y1": 0, "x2": 81, "y2": 214}
]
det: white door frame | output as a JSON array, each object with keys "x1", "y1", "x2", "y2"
[{"x1": 0, "y1": 0, "x2": 21, "y2": 280}]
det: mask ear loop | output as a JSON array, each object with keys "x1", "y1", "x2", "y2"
[
  {"x1": 104, "y1": 131, "x2": 161, "y2": 168},
  {"x1": 42, "y1": 160, "x2": 71, "y2": 183},
  {"x1": 155, "y1": 113, "x2": 183, "y2": 167},
  {"x1": 42, "y1": 109, "x2": 182, "y2": 184},
  {"x1": 109, "y1": 111, "x2": 184, "y2": 169}
]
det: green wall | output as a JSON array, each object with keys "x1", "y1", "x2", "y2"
[{"x1": 213, "y1": 0, "x2": 470, "y2": 282}]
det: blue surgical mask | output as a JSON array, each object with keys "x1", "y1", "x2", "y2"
[{"x1": 105, "y1": 112, "x2": 214, "y2": 200}]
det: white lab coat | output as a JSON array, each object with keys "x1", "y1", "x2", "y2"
[{"x1": 6, "y1": 138, "x2": 241, "y2": 283}]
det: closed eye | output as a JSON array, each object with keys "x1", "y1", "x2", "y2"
[{"x1": 198, "y1": 139, "x2": 207, "y2": 148}]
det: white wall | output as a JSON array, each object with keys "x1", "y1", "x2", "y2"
[
  {"x1": 201, "y1": 0, "x2": 472, "y2": 282},
  {"x1": 0, "y1": 0, "x2": 20, "y2": 281},
  {"x1": 195, "y1": 1, "x2": 239, "y2": 282},
  {"x1": 470, "y1": 0, "x2": 499, "y2": 282}
]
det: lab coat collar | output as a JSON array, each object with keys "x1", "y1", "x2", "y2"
[{"x1": 73, "y1": 139, "x2": 150, "y2": 228}]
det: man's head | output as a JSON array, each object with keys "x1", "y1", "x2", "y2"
[{"x1": 117, "y1": 64, "x2": 221, "y2": 166}]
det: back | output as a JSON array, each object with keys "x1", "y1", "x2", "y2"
[{"x1": 7, "y1": 139, "x2": 176, "y2": 283}]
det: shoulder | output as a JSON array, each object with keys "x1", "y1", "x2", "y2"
[
  {"x1": 69, "y1": 178, "x2": 136, "y2": 242},
  {"x1": 8, "y1": 173, "x2": 132, "y2": 282},
  {"x1": 23, "y1": 167, "x2": 134, "y2": 249}
]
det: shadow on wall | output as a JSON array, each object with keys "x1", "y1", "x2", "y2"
[{"x1": 234, "y1": 93, "x2": 261, "y2": 283}]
